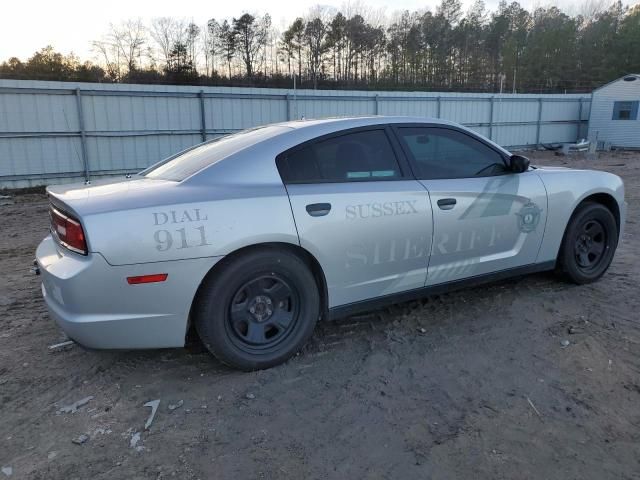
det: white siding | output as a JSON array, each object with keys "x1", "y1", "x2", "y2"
[{"x1": 588, "y1": 75, "x2": 640, "y2": 148}]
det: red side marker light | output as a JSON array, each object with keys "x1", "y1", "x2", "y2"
[{"x1": 127, "y1": 274, "x2": 168, "y2": 285}]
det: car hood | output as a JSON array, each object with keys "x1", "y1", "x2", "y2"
[{"x1": 532, "y1": 165, "x2": 570, "y2": 171}]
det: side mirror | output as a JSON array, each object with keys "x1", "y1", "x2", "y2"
[{"x1": 509, "y1": 154, "x2": 530, "y2": 173}]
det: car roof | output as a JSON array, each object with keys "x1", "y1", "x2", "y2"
[
  {"x1": 258, "y1": 115, "x2": 509, "y2": 158},
  {"x1": 273, "y1": 116, "x2": 460, "y2": 131},
  {"x1": 249, "y1": 116, "x2": 469, "y2": 153}
]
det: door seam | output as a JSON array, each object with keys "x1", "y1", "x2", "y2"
[
  {"x1": 281, "y1": 182, "x2": 302, "y2": 247},
  {"x1": 416, "y1": 179, "x2": 436, "y2": 287}
]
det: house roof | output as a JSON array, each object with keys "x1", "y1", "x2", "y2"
[{"x1": 593, "y1": 74, "x2": 640, "y2": 93}]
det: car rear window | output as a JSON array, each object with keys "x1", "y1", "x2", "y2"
[{"x1": 143, "y1": 126, "x2": 289, "y2": 181}]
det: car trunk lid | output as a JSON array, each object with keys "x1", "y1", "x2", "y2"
[{"x1": 46, "y1": 176, "x2": 177, "y2": 218}]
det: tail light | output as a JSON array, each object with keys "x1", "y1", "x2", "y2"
[{"x1": 50, "y1": 206, "x2": 88, "y2": 255}]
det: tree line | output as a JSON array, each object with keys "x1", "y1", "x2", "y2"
[{"x1": 1, "y1": 0, "x2": 639, "y2": 93}]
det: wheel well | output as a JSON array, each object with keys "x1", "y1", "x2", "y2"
[
  {"x1": 190, "y1": 242, "x2": 329, "y2": 321},
  {"x1": 554, "y1": 192, "x2": 620, "y2": 271},
  {"x1": 577, "y1": 193, "x2": 621, "y2": 235}
]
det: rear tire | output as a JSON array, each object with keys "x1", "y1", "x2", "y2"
[
  {"x1": 194, "y1": 248, "x2": 320, "y2": 370},
  {"x1": 558, "y1": 202, "x2": 618, "y2": 284}
]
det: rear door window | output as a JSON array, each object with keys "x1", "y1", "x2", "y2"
[{"x1": 278, "y1": 129, "x2": 402, "y2": 183}]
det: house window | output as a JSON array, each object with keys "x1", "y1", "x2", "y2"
[{"x1": 612, "y1": 101, "x2": 639, "y2": 120}]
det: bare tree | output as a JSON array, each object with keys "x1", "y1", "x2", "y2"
[
  {"x1": 260, "y1": 14, "x2": 272, "y2": 76},
  {"x1": 204, "y1": 19, "x2": 219, "y2": 76},
  {"x1": 119, "y1": 19, "x2": 146, "y2": 73},
  {"x1": 92, "y1": 20, "x2": 146, "y2": 79},
  {"x1": 150, "y1": 17, "x2": 186, "y2": 69},
  {"x1": 91, "y1": 39, "x2": 121, "y2": 80}
]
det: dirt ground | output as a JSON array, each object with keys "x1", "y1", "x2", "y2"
[{"x1": 0, "y1": 150, "x2": 639, "y2": 480}]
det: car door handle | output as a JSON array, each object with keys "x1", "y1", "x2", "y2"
[
  {"x1": 306, "y1": 203, "x2": 332, "y2": 217},
  {"x1": 437, "y1": 198, "x2": 457, "y2": 210}
]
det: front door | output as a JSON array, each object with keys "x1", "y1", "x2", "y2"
[
  {"x1": 393, "y1": 126, "x2": 547, "y2": 285},
  {"x1": 277, "y1": 128, "x2": 433, "y2": 307}
]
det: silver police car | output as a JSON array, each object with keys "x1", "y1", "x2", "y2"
[{"x1": 36, "y1": 117, "x2": 626, "y2": 370}]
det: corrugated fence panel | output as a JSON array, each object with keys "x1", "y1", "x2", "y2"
[
  {"x1": 81, "y1": 93, "x2": 204, "y2": 175},
  {"x1": 494, "y1": 125, "x2": 538, "y2": 147},
  {"x1": 208, "y1": 97, "x2": 285, "y2": 130},
  {"x1": 0, "y1": 90, "x2": 79, "y2": 133},
  {"x1": 296, "y1": 98, "x2": 374, "y2": 118},
  {"x1": 493, "y1": 99, "x2": 539, "y2": 123},
  {"x1": 84, "y1": 95, "x2": 201, "y2": 132},
  {"x1": 441, "y1": 99, "x2": 491, "y2": 125},
  {"x1": 0, "y1": 137, "x2": 84, "y2": 176},
  {"x1": 540, "y1": 124, "x2": 579, "y2": 144},
  {"x1": 378, "y1": 98, "x2": 438, "y2": 117},
  {"x1": 542, "y1": 100, "x2": 582, "y2": 122},
  {"x1": 86, "y1": 135, "x2": 201, "y2": 173},
  {"x1": 465, "y1": 125, "x2": 491, "y2": 138},
  {"x1": 0, "y1": 79, "x2": 591, "y2": 188}
]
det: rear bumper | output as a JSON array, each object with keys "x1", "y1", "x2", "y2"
[
  {"x1": 42, "y1": 282, "x2": 184, "y2": 349},
  {"x1": 36, "y1": 235, "x2": 221, "y2": 349}
]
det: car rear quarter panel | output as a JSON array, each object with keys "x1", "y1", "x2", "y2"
[
  {"x1": 534, "y1": 168, "x2": 625, "y2": 263},
  {"x1": 84, "y1": 182, "x2": 298, "y2": 265}
]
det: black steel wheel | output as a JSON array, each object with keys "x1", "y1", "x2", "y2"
[
  {"x1": 227, "y1": 275, "x2": 299, "y2": 351},
  {"x1": 573, "y1": 219, "x2": 607, "y2": 272},
  {"x1": 194, "y1": 248, "x2": 320, "y2": 370},
  {"x1": 559, "y1": 202, "x2": 618, "y2": 284}
]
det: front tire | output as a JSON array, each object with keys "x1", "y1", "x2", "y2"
[
  {"x1": 558, "y1": 202, "x2": 618, "y2": 284},
  {"x1": 194, "y1": 248, "x2": 320, "y2": 370}
]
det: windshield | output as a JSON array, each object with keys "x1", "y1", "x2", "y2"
[{"x1": 143, "y1": 125, "x2": 289, "y2": 181}]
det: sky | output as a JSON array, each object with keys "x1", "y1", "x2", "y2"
[{"x1": 0, "y1": 0, "x2": 633, "y2": 62}]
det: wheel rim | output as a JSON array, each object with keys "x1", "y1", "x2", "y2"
[
  {"x1": 574, "y1": 219, "x2": 607, "y2": 271},
  {"x1": 227, "y1": 274, "x2": 299, "y2": 351}
]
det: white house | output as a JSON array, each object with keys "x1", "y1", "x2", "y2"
[{"x1": 588, "y1": 74, "x2": 640, "y2": 149}]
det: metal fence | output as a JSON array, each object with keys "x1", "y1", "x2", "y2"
[{"x1": 0, "y1": 79, "x2": 591, "y2": 188}]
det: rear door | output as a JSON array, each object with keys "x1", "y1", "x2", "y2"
[
  {"x1": 278, "y1": 127, "x2": 433, "y2": 308},
  {"x1": 393, "y1": 125, "x2": 547, "y2": 286}
]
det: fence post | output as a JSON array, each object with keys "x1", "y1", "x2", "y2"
[
  {"x1": 74, "y1": 88, "x2": 90, "y2": 183},
  {"x1": 437, "y1": 96, "x2": 441, "y2": 118},
  {"x1": 577, "y1": 98, "x2": 583, "y2": 141},
  {"x1": 536, "y1": 98, "x2": 543, "y2": 146},
  {"x1": 198, "y1": 90, "x2": 207, "y2": 142},
  {"x1": 488, "y1": 96, "x2": 495, "y2": 141},
  {"x1": 374, "y1": 94, "x2": 380, "y2": 115},
  {"x1": 286, "y1": 93, "x2": 292, "y2": 121}
]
